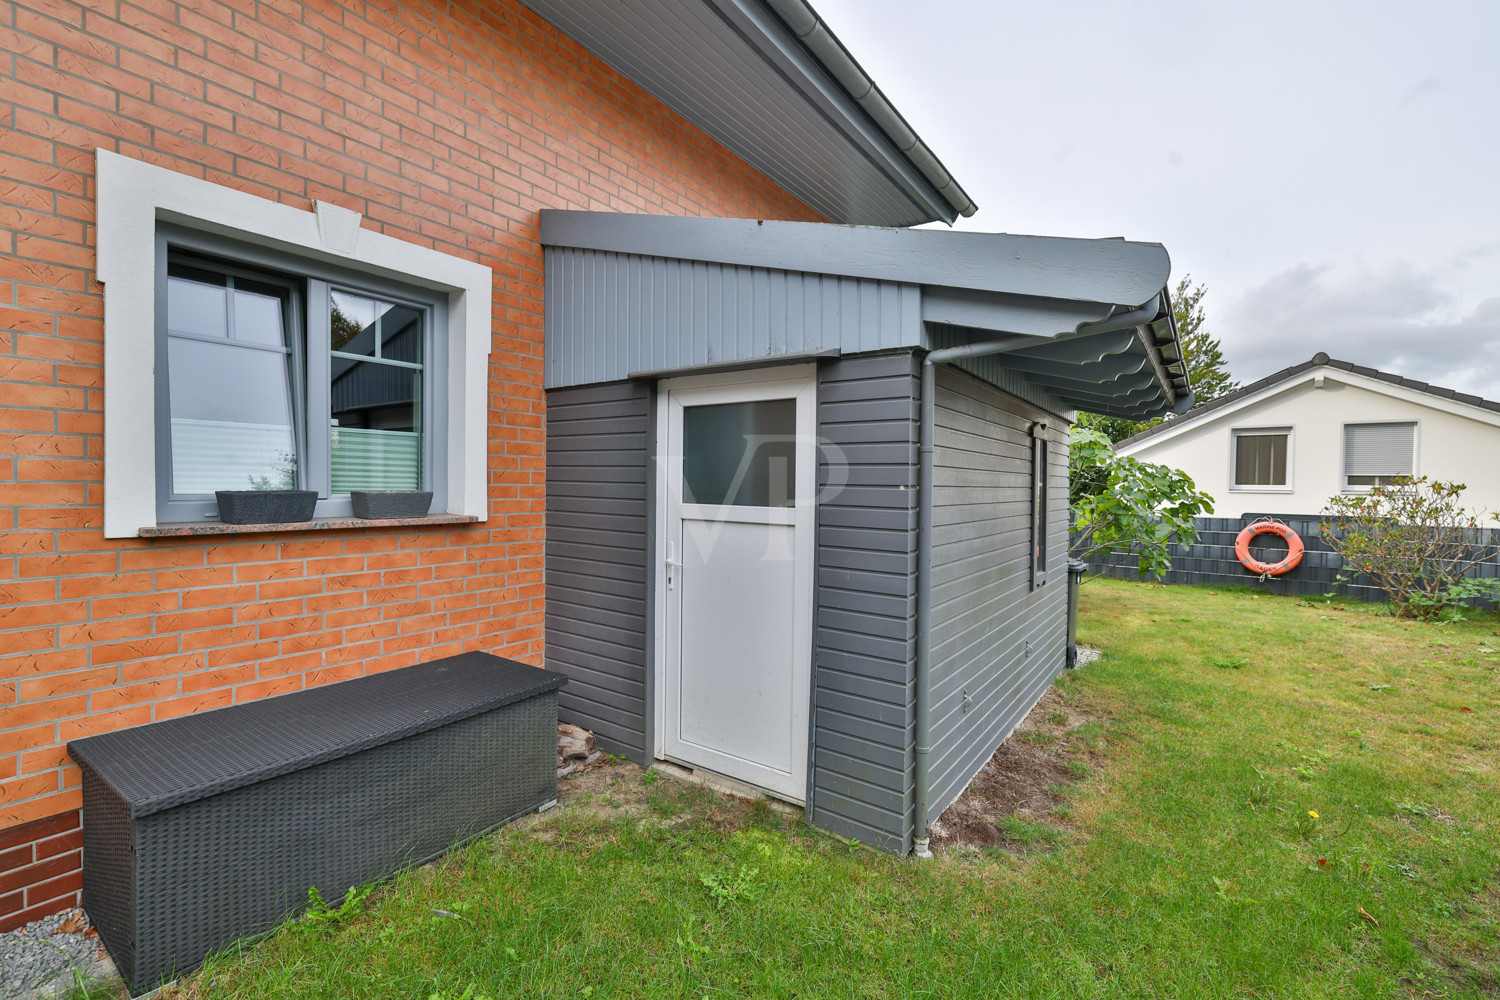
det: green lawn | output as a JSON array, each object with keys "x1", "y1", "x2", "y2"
[{"x1": 150, "y1": 581, "x2": 1498, "y2": 999}]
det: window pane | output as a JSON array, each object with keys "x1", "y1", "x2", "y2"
[
  {"x1": 381, "y1": 305, "x2": 423, "y2": 364},
  {"x1": 232, "y1": 280, "x2": 287, "y2": 347},
  {"x1": 1345, "y1": 423, "x2": 1414, "y2": 479},
  {"x1": 1235, "y1": 433, "x2": 1287, "y2": 486},
  {"x1": 330, "y1": 359, "x2": 422, "y2": 491},
  {"x1": 168, "y1": 338, "x2": 296, "y2": 494},
  {"x1": 682, "y1": 399, "x2": 796, "y2": 507},
  {"x1": 167, "y1": 268, "x2": 228, "y2": 339},
  {"x1": 330, "y1": 290, "x2": 394, "y2": 356}
]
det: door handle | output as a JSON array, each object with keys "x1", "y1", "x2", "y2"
[{"x1": 665, "y1": 541, "x2": 683, "y2": 590}]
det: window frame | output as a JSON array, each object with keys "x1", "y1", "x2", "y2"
[
  {"x1": 98, "y1": 149, "x2": 491, "y2": 539},
  {"x1": 1228, "y1": 425, "x2": 1294, "y2": 493},
  {"x1": 1030, "y1": 421, "x2": 1048, "y2": 590},
  {"x1": 153, "y1": 226, "x2": 449, "y2": 524},
  {"x1": 1341, "y1": 420, "x2": 1419, "y2": 493}
]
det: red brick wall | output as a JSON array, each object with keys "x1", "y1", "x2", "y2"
[{"x1": 0, "y1": 0, "x2": 817, "y2": 928}]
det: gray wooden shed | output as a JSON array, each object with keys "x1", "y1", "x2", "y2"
[{"x1": 539, "y1": 211, "x2": 1190, "y2": 854}]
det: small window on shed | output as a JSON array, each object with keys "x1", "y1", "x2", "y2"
[{"x1": 1030, "y1": 422, "x2": 1048, "y2": 590}]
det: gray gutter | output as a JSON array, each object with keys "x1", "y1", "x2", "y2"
[{"x1": 759, "y1": 0, "x2": 976, "y2": 220}]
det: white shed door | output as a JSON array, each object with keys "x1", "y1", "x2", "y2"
[{"x1": 658, "y1": 370, "x2": 814, "y2": 801}]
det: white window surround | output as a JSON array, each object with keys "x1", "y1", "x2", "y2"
[
  {"x1": 1229, "y1": 425, "x2": 1294, "y2": 493},
  {"x1": 96, "y1": 149, "x2": 492, "y2": 538}
]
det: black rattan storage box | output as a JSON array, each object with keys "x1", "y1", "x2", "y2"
[{"x1": 67, "y1": 652, "x2": 566, "y2": 994}]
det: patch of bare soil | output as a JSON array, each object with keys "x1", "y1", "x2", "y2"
[{"x1": 929, "y1": 684, "x2": 1108, "y2": 854}]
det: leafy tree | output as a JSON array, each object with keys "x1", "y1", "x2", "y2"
[
  {"x1": 1320, "y1": 477, "x2": 1500, "y2": 618},
  {"x1": 1069, "y1": 427, "x2": 1214, "y2": 581}
]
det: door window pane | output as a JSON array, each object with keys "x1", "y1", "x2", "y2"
[
  {"x1": 682, "y1": 399, "x2": 796, "y2": 507},
  {"x1": 1234, "y1": 433, "x2": 1287, "y2": 486},
  {"x1": 168, "y1": 335, "x2": 296, "y2": 494},
  {"x1": 329, "y1": 292, "x2": 424, "y2": 492}
]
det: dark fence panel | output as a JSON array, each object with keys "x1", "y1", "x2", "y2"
[{"x1": 1078, "y1": 512, "x2": 1500, "y2": 607}]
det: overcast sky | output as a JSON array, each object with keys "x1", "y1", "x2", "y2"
[{"x1": 815, "y1": 0, "x2": 1500, "y2": 398}]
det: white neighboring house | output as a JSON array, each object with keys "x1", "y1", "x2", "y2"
[{"x1": 1115, "y1": 353, "x2": 1500, "y2": 518}]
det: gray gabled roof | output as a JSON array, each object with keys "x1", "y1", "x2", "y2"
[
  {"x1": 517, "y1": 0, "x2": 973, "y2": 227},
  {"x1": 1116, "y1": 352, "x2": 1500, "y2": 449}
]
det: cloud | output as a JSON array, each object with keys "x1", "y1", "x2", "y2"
[{"x1": 1219, "y1": 260, "x2": 1500, "y2": 400}]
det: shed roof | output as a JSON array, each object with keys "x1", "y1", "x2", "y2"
[
  {"x1": 517, "y1": 0, "x2": 973, "y2": 227},
  {"x1": 541, "y1": 211, "x2": 1193, "y2": 418}
]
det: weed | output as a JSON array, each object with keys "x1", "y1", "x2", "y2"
[
  {"x1": 1207, "y1": 654, "x2": 1248, "y2": 670},
  {"x1": 426, "y1": 985, "x2": 493, "y2": 1000},
  {"x1": 699, "y1": 865, "x2": 765, "y2": 909},
  {"x1": 1046, "y1": 710, "x2": 1070, "y2": 726},
  {"x1": 641, "y1": 768, "x2": 659, "y2": 786},
  {"x1": 1395, "y1": 801, "x2": 1431, "y2": 818},
  {"x1": 299, "y1": 884, "x2": 372, "y2": 929},
  {"x1": 1065, "y1": 759, "x2": 1090, "y2": 780},
  {"x1": 675, "y1": 915, "x2": 712, "y2": 961}
]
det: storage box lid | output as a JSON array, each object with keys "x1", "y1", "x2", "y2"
[{"x1": 68, "y1": 652, "x2": 567, "y2": 818}]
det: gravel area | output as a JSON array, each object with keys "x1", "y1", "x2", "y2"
[{"x1": 0, "y1": 909, "x2": 117, "y2": 999}]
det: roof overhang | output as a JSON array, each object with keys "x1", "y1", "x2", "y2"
[
  {"x1": 541, "y1": 211, "x2": 1192, "y2": 418},
  {"x1": 517, "y1": 0, "x2": 973, "y2": 226}
]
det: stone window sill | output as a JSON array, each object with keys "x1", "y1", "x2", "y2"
[{"x1": 137, "y1": 514, "x2": 480, "y2": 538}]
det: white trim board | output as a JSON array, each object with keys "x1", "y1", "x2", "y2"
[
  {"x1": 1117, "y1": 365, "x2": 1500, "y2": 458},
  {"x1": 95, "y1": 149, "x2": 493, "y2": 538}
]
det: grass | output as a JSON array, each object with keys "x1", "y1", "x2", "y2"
[{"x1": 133, "y1": 580, "x2": 1498, "y2": 999}]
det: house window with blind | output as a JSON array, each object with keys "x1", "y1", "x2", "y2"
[
  {"x1": 1343, "y1": 422, "x2": 1416, "y2": 489},
  {"x1": 156, "y1": 228, "x2": 446, "y2": 523},
  {"x1": 1231, "y1": 427, "x2": 1291, "y2": 490}
]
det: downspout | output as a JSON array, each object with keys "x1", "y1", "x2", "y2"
[{"x1": 911, "y1": 298, "x2": 1168, "y2": 858}]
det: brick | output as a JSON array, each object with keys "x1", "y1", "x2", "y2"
[
  {"x1": 57, "y1": 704, "x2": 151, "y2": 741},
  {"x1": 17, "y1": 667, "x2": 118, "y2": 701},
  {"x1": 154, "y1": 688, "x2": 233, "y2": 720}
]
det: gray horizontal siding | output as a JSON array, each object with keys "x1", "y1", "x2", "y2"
[
  {"x1": 811, "y1": 350, "x2": 920, "y2": 853},
  {"x1": 926, "y1": 366, "x2": 1071, "y2": 821},
  {"x1": 544, "y1": 381, "x2": 652, "y2": 761},
  {"x1": 544, "y1": 247, "x2": 921, "y2": 389}
]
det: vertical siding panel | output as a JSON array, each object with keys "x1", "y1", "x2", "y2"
[
  {"x1": 544, "y1": 380, "x2": 652, "y2": 761},
  {"x1": 812, "y1": 350, "x2": 921, "y2": 853},
  {"x1": 542, "y1": 249, "x2": 930, "y2": 387},
  {"x1": 925, "y1": 366, "x2": 1071, "y2": 821}
]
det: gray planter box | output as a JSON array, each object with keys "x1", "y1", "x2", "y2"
[
  {"x1": 68, "y1": 653, "x2": 566, "y2": 994},
  {"x1": 350, "y1": 490, "x2": 433, "y2": 519},
  {"x1": 214, "y1": 490, "x2": 317, "y2": 524}
]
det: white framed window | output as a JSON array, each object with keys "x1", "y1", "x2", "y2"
[
  {"x1": 1230, "y1": 426, "x2": 1292, "y2": 491},
  {"x1": 96, "y1": 150, "x2": 492, "y2": 537},
  {"x1": 1343, "y1": 421, "x2": 1417, "y2": 490}
]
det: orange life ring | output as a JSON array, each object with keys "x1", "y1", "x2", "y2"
[{"x1": 1235, "y1": 521, "x2": 1304, "y2": 576}]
